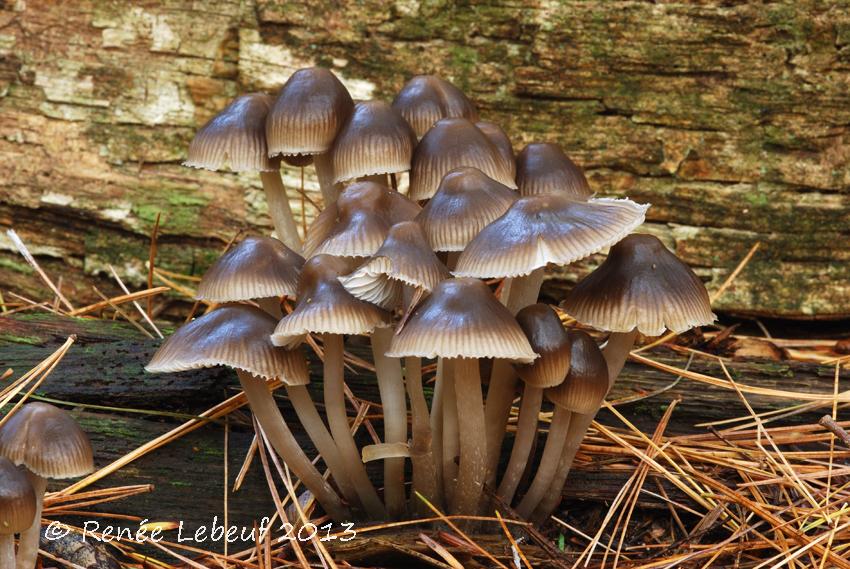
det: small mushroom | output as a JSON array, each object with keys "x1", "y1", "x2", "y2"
[
  {"x1": 516, "y1": 142, "x2": 593, "y2": 200},
  {"x1": 475, "y1": 121, "x2": 516, "y2": 179},
  {"x1": 0, "y1": 457, "x2": 35, "y2": 569},
  {"x1": 392, "y1": 75, "x2": 478, "y2": 139}
]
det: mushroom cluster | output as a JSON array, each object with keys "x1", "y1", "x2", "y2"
[{"x1": 151, "y1": 69, "x2": 715, "y2": 523}]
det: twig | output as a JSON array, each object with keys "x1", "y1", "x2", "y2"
[
  {"x1": 5, "y1": 229, "x2": 75, "y2": 312},
  {"x1": 819, "y1": 415, "x2": 850, "y2": 449}
]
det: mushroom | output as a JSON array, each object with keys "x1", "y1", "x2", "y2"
[
  {"x1": 265, "y1": 67, "x2": 354, "y2": 205},
  {"x1": 391, "y1": 75, "x2": 478, "y2": 139},
  {"x1": 272, "y1": 255, "x2": 390, "y2": 519},
  {"x1": 387, "y1": 278, "x2": 537, "y2": 515},
  {"x1": 146, "y1": 305, "x2": 351, "y2": 521},
  {"x1": 515, "y1": 142, "x2": 593, "y2": 200},
  {"x1": 184, "y1": 93, "x2": 302, "y2": 252},
  {"x1": 0, "y1": 457, "x2": 35, "y2": 569},
  {"x1": 0, "y1": 402, "x2": 94, "y2": 569},
  {"x1": 475, "y1": 121, "x2": 516, "y2": 179}
]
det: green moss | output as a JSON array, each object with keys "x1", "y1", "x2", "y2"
[
  {"x1": 0, "y1": 334, "x2": 42, "y2": 345},
  {"x1": 0, "y1": 257, "x2": 34, "y2": 275}
]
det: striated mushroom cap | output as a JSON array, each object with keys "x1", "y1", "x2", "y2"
[
  {"x1": 0, "y1": 457, "x2": 36, "y2": 534},
  {"x1": 516, "y1": 142, "x2": 592, "y2": 200},
  {"x1": 392, "y1": 75, "x2": 478, "y2": 139},
  {"x1": 475, "y1": 121, "x2": 515, "y2": 178},
  {"x1": 513, "y1": 304, "x2": 572, "y2": 389},
  {"x1": 546, "y1": 330, "x2": 609, "y2": 414}
]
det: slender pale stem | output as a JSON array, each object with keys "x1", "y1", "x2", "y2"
[
  {"x1": 496, "y1": 385, "x2": 543, "y2": 504},
  {"x1": 440, "y1": 359, "x2": 459, "y2": 509},
  {"x1": 452, "y1": 357, "x2": 487, "y2": 516},
  {"x1": 430, "y1": 360, "x2": 445, "y2": 502},
  {"x1": 255, "y1": 297, "x2": 283, "y2": 319},
  {"x1": 603, "y1": 330, "x2": 639, "y2": 385},
  {"x1": 259, "y1": 171, "x2": 301, "y2": 253},
  {"x1": 16, "y1": 472, "x2": 46, "y2": 569},
  {"x1": 1, "y1": 535, "x2": 14, "y2": 569},
  {"x1": 322, "y1": 334, "x2": 387, "y2": 519},
  {"x1": 236, "y1": 370, "x2": 350, "y2": 521},
  {"x1": 516, "y1": 406, "x2": 572, "y2": 517},
  {"x1": 405, "y1": 356, "x2": 440, "y2": 511},
  {"x1": 313, "y1": 153, "x2": 339, "y2": 206},
  {"x1": 370, "y1": 327, "x2": 408, "y2": 519}
]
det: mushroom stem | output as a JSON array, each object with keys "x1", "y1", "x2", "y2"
[
  {"x1": 1, "y1": 535, "x2": 14, "y2": 569},
  {"x1": 259, "y1": 171, "x2": 302, "y2": 253},
  {"x1": 236, "y1": 370, "x2": 351, "y2": 521},
  {"x1": 429, "y1": 360, "x2": 446, "y2": 502},
  {"x1": 440, "y1": 359, "x2": 459, "y2": 508},
  {"x1": 516, "y1": 406, "x2": 572, "y2": 517},
  {"x1": 15, "y1": 471, "x2": 46, "y2": 569},
  {"x1": 452, "y1": 357, "x2": 487, "y2": 516},
  {"x1": 602, "y1": 330, "x2": 639, "y2": 384},
  {"x1": 313, "y1": 153, "x2": 340, "y2": 206},
  {"x1": 255, "y1": 297, "x2": 283, "y2": 319},
  {"x1": 370, "y1": 327, "x2": 408, "y2": 519},
  {"x1": 405, "y1": 356, "x2": 440, "y2": 511},
  {"x1": 322, "y1": 334, "x2": 387, "y2": 519},
  {"x1": 496, "y1": 385, "x2": 543, "y2": 504}
]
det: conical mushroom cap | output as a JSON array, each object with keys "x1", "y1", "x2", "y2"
[
  {"x1": 0, "y1": 403, "x2": 94, "y2": 479},
  {"x1": 454, "y1": 195, "x2": 649, "y2": 279},
  {"x1": 331, "y1": 101, "x2": 417, "y2": 183},
  {"x1": 185, "y1": 93, "x2": 274, "y2": 172},
  {"x1": 408, "y1": 118, "x2": 517, "y2": 201},
  {"x1": 339, "y1": 221, "x2": 450, "y2": 309},
  {"x1": 0, "y1": 457, "x2": 35, "y2": 534},
  {"x1": 304, "y1": 181, "x2": 421, "y2": 258},
  {"x1": 516, "y1": 143, "x2": 593, "y2": 200},
  {"x1": 392, "y1": 75, "x2": 478, "y2": 139},
  {"x1": 197, "y1": 236, "x2": 305, "y2": 302},
  {"x1": 562, "y1": 234, "x2": 716, "y2": 336},
  {"x1": 146, "y1": 305, "x2": 308, "y2": 384},
  {"x1": 415, "y1": 167, "x2": 517, "y2": 252},
  {"x1": 513, "y1": 304, "x2": 572, "y2": 389},
  {"x1": 546, "y1": 330, "x2": 608, "y2": 414},
  {"x1": 266, "y1": 67, "x2": 354, "y2": 158},
  {"x1": 386, "y1": 278, "x2": 537, "y2": 362},
  {"x1": 272, "y1": 255, "x2": 391, "y2": 345},
  {"x1": 475, "y1": 121, "x2": 515, "y2": 178}
]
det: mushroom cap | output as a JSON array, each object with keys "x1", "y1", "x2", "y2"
[
  {"x1": 392, "y1": 75, "x2": 479, "y2": 139},
  {"x1": 339, "y1": 221, "x2": 450, "y2": 309},
  {"x1": 0, "y1": 457, "x2": 35, "y2": 534},
  {"x1": 330, "y1": 101, "x2": 417, "y2": 183},
  {"x1": 562, "y1": 234, "x2": 716, "y2": 336},
  {"x1": 197, "y1": 236, "x2": 305, "y2": 302},
  {"x1": 304, "y1": 181, "x2": 421, "y2": 258},
  {"x1": 545, "y1": 330, "x2": 609, "y2": 414},
  {"x1": 415, "y1": 167, "x2": 517, "y2": 252},
  {"x1": 408, "y1": 118, "x2": 517, "y2": 201},
  {"x1": 454, "y1": 195, "x2": 649, "y2": 279},
  {"x1": 271, "y1": 255, "x2": 391, "y2": 345},
  {"x1": 512, "y1": 304, "x2": 572, "y2": 389},
  {"x1": 146, "y1": 305, "x2": 308, "y2": 384},
  {"x1": 475, "y1": 121, "x2": 515, "y2": 178},
  {"x1": 386, "y1": 278, "x2": 537, "y2": 362},
  {"x1": 282, "y1": 153, "x2": 315, "y2": 167},
  {"x1": 266, "y1": 67, "x2": 354, "y2": 158},
  {"x1": 185, "y1": 93, "x2": 274, "y2": 172},
  {"x1": 516, "y1": 142, "x2": 593, "y2": 200},
  {"x1": 0, "y1": 403, "x2": 94, "y2": 479}
]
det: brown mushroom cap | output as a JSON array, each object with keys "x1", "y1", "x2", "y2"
[
  {"x1": 386, "y1": 278, "x2": 537, "y2": 362},
  {"x1": 454, "y1": 194, "x2": 649, "y2": 279},
  {"x1": 475, "y1": 121, "x2": 515, "y2": 178},
  {"x1": 146, "y1": 305, "x2": 308, "y2": 384},
  {"x1": 266, "y1": 67, "x2": 354, "y2": 158},
  {"x1": 0, "y1": 403, "x2": 94, "y2": 479},
  {"x1": 339, "y1": 221, "x2": 450, "y2": 309},
  {"x1": 512, "y1": 304, "x2": 572, "y2": 389},
  {"x1": 0, "y1": 457, "x2": 35, "y2": 534},
  {"x1": 408, "y1": 118, "x2": 517, "y2": 201},
  {"x1": 562, "y1": 233, "x2": 716, "y2": 336},
  {"x1": 185, "y1": 93, "x2": 275, "y2": 172},
  {"x1": 545, "y1": 330, "x2": 608, "y2": 414},
  {"x1": 330, "y1": 101, "x2": 417, "y2": 183},
  {"x1": 271, "y1": 255, "x2": 391, "y2": 346},
  {"x1": 516, "y1": 143, "x2": 593, "y2": 200},
  {"x1": 392, "y1": 75, "x2": 479, "y2": 139},
  {"x1": 197, "y1": 236, "x2": 305, "y2": 302},
  {"x1": 415, "y1": 167, "x2": 517, "y2": 252},
  {"x1": 303, "y1": 181, "x2": 421, "y2": 258}
]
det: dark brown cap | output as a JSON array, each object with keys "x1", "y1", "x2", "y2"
[
  {"x1": 185, "y1": 93, "x2": 275, "y2": 172},
  {"x1": 266, "y1": 67, "x2": 354, "y2": 159},
  {"x1": 271, "y1": 255, "x2": 391, "y2": 345},
  {"x1": 512, "y1": 304, "x2": 571, "y2": 389},
  {"x1": 392, "y1": 75, "x2": 479, "y2": 139},
  {"x1": 146, "y1": 305, "x2": 308, "y2": 384},
  {"x1": 455, "y1": 195, "x2": 649, "y2": 278},
  {"x1": 330, "y1": 101, "x2": 417, "y2": 183},
  {"x1": 546, "y1": 330, "x2": 608, "y2": 414},
  {"x1": 386, "y1": 278, "x2": 537, "y2": 362},
  {"x1": 197, "y1": 236, "x2": 305, "y2": 302},
  {"x1": 0, "y1": 403, "x2": 94, "y2": 479},
  {"x1": 562, "y1": 233, "x2": 716, "y2": 336},
  {"x1": 0, "y1": 457, "x2": 35, "y2": 534},
  {"x1": 475, "y1": 121, "x2": 515, "y2": 178},
  {"x1": 408, "y1": 118, "x2": 517, "y2": 201},
  {"x1": 516, "y1": 143, "x2": 592, "y2": 200},
  {"x1": 339, "y1": 221, "x2": 450, "y2": 309},
  {"x1": 415, "y1": 167, "x2": 517, "y2": 252},
  {"x1": 304, "y1": 181, "x2": 420, "y2": 258}
]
